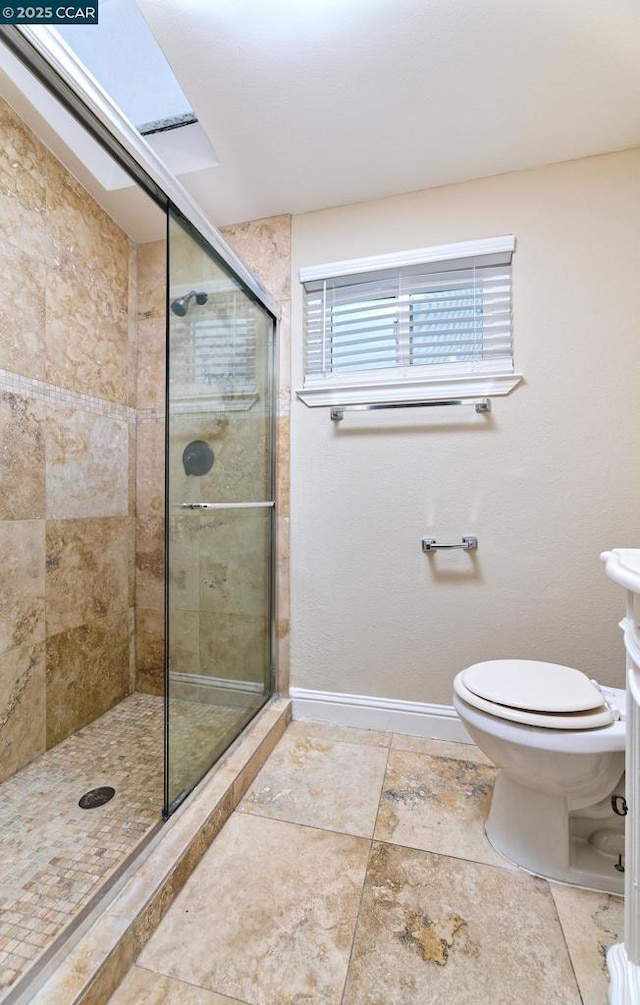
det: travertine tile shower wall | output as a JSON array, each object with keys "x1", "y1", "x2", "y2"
[{"x1": 0, "y1": 96, "x2": 137, "y2": 782}]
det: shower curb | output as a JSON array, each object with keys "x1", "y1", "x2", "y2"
[{"x1": 24, "y1": 697, "x2": 291, "y2": 1005}]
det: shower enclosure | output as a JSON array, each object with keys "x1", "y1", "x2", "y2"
[
  {"x1": 166, "y1": 211, "x2": 276, "y2": 813},
  {"x1": 0, "y1": 25, "x2": 278, "y2": 1001}
]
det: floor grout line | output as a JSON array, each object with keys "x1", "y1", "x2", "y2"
[
  {"x1": 370, "y1": 733, "x2": 393, "y2": 845},
  {"x1": 548, "y1": 884, "x2": 589, "y2": 1005},
  {"x1": 130, "y1": 962, "x2": 252, "y2": 1004},
  {"x1": 232, "y1": 803, "x2": 374, "y2": 843},
  {"x1": 339, "y1": 738, "x2": 393, "y2": 1005},
  {"x1": 373, "y1": 835, "x2": 520, "y2": 874},
  {"x1": 338, "y1": 835, "x2": 374, "y2": 1005}
]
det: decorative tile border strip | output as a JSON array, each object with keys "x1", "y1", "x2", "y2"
[
  {"x1": 0, "y1": 371, "x2": 276, "y2": 425},
  {"x1": 0, "y1": 369, "x2": 135, "y2": 424},
  {"x1": 137, "y1": 407, "x2": 166, "y2": 424}
]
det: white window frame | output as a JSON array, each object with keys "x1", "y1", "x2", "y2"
[{"x1": 296, "y1": 235, "x2": 523, "y2": 408}]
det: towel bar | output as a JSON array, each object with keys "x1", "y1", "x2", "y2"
[{"x1": 330, "y1": 399, "x2": 490, "y2": 421}]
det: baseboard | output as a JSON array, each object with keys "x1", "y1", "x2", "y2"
[{"x1": 289, "y1": 686, "x2": 471, "y2": 742}]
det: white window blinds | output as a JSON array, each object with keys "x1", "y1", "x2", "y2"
[{"x1": 301, "y1": 236, "x2": 514, "y2": 388}]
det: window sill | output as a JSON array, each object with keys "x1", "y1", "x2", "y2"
[{"x1": 295, "y1": 372, "x2": 523, "y2": 408}]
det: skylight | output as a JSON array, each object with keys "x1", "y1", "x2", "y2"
[{"x1": 57, "y1": 0, "x2": 194, "y2": 133}]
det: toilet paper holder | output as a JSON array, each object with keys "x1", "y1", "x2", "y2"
[{"x1": 422, "y1": 536, "x2": 478, "y2": 552}]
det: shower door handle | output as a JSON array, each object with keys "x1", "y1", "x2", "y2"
[{"x1": 180, "y1": 501, "x2": 275, "y2": 510}]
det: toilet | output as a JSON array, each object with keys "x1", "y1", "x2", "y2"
[{"x1": 453, "y1": 660, "x2": 626, "y2": 894}]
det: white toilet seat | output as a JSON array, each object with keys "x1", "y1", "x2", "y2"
[
  {"x1": 454, "y1": 660, "x2": 614, "y2": 730},
  {"x1": 462, "y1": 660, "x2": 605, "y2": 712}
]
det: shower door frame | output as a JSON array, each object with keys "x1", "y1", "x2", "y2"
[{"x1": 163, "y1": 205, "x2": 279, "y2": 816}]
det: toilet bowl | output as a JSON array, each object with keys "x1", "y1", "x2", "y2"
[{"x1": 453, "y1": 660, "x2": 626, "y2": 894}]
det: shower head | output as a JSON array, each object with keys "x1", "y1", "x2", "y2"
[{"x1": 170, "y1": 290, "x2": 209, "y2": 317}]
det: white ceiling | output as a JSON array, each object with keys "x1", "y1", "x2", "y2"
[{"x1": 134, "y1": 0, "x2": 640, "y2": 227}]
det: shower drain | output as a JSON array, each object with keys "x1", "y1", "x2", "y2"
[{"x1": 78, "y1": 786, "x2": 116, "y2": 809}]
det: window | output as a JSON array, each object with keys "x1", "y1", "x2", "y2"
[{"x1": 297, "y1": 235, "x2": 522, "y2": 407}]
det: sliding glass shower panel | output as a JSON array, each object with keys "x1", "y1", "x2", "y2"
[{"x1": 166, "y1": 210, "x2": 275, "y2": 814}]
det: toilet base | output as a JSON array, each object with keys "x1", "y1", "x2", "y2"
[{"x1": 486, "y1": 772, "x2": 625, "y2": 895}]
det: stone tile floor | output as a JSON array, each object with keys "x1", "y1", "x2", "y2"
[
  {"x1": 0, "y1": 693, "x2": 251, "y2": 1000},
  {"x1": 108, "y1": 723, "x2": 624, "y2": 1005}
]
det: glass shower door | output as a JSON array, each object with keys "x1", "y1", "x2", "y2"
[{"x1": 165, "y1": 210, "x2": 275, "y2": 815}]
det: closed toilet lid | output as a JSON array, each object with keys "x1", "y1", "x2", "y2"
[
  {"x1": 453, "y1": 673, "x2": 616, "y2": 731},
  {"x1": 462, "y1": 660, "x2": 604, "y2": 713}
]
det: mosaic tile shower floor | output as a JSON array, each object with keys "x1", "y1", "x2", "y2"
[
  {"x1": 109, "y1": 723, "x2": 624, "y2": 1005},
  {"x1": 0, "y1": 692, "x2": 250, "y2": 999}
]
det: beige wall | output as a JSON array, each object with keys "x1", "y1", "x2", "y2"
[
  {"x1": 0, "y1": 96, "x2": 136, "y2": 779},
  {"x1": 290, "y1": 149, "x2": 640, "y2": 704}
]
